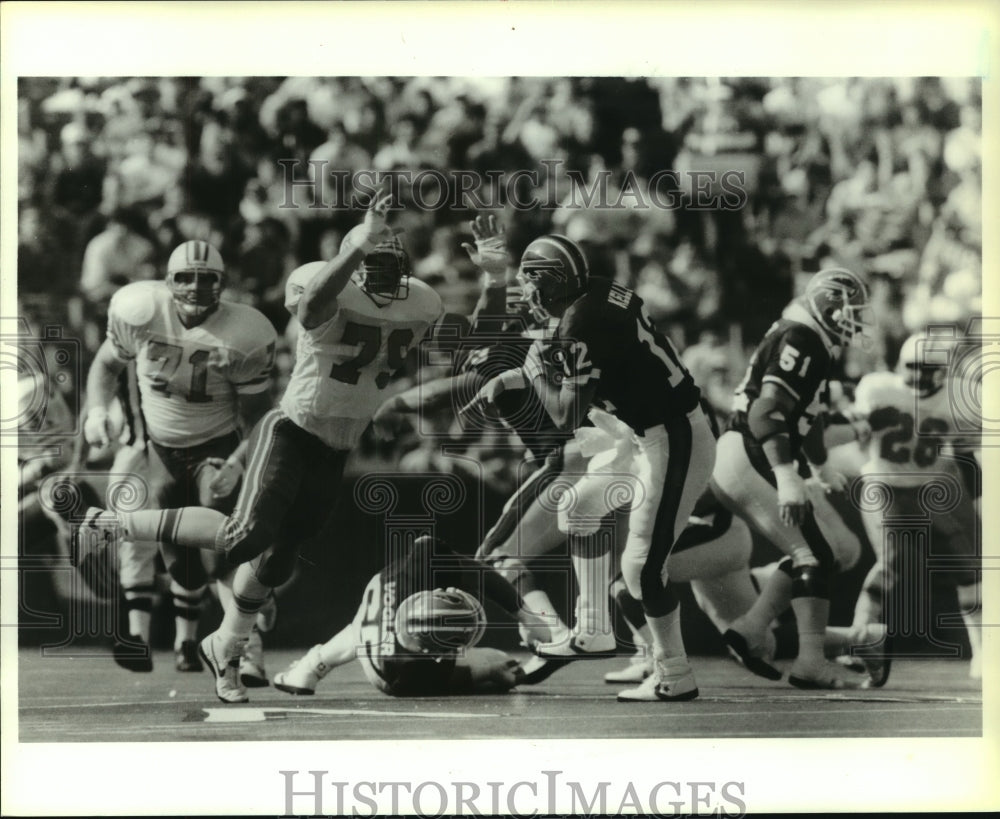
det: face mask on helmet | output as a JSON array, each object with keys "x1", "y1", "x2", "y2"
[
  {"x1": 342, "y1": 226, "x2": 410, "y2": 306},
  {"x1": 804, "y1": 268, "x2": 874, "y2": 349},
  {"x1": 394, "y1": 587, "x2": 487, "y2": 656},
  {"x1": 166, "y1": 241, "x2": 225, "y2": 321},
  {"x1": 517, "y1": 234, "x2": 589, "y2": 321}
]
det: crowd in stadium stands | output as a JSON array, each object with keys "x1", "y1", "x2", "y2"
[{"x1": 17, "y1": 76, "x2": 982, "y2": 485}]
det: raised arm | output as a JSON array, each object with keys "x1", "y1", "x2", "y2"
[{"x1": 297, "y1": 191, "x2": 393, "y2": 329}]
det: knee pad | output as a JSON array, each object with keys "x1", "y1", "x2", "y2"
[
  {"x1": 167, "y1": 546, "x2": 209, "y2": 591},
  {"x1": 613, "y1": 581, "x2": 647, "y2": 632},
  {"x1": 791, "y1": 562, "x2": 832, "y2": 600}
]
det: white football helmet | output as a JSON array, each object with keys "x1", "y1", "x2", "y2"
[{"x1": 166, "y1": 241, "x2": 225, "y2": 320}]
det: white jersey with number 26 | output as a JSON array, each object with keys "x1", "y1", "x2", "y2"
[
  {"x1": 853, "y1": 371, "x2": 966, "y2": 488},
  {"x1": 280, "y1": 277, "x2": 443, "y2": 450}
]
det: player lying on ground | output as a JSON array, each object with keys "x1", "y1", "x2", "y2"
[{"x1": 272, "y1": 536, "x2": 552, "y2": 697}]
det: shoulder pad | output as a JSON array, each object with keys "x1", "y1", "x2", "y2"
[
  {"x1": 220, "y1": 302, "x2": 278, "y2": 350},
  {"x1": 109, "y1": 281, "x2": 164, "y2": 327}
]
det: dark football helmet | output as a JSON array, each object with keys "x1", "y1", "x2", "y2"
[
  {"x1": 166, "y1": 240, "x2": 225, "y2": 321},
  {"x1": 803, "y1": 267, "x2": 874, "y2": 347},
  {"x1": 394, "y1": 587, "x2": 487, "y2": 655},
  {"x1": 342, "y1": 226, "x2": 410, "y2": 306},
  {"x1": 516, "y1": 234, "x2": 589, "y2": 321}
]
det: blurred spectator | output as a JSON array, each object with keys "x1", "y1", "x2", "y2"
[{"x1": 79, "y1": 207, "x2": 156, "y2": 305}]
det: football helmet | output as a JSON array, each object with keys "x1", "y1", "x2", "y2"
[
  {"x1": 803, "y1": 267, "x2": 873, "y2": 347},
  {"x1": 517, "y1": 234, "x2": 589, "y2": 321},
  {"x1": 341, "y1": 225, "x2": 410, "y2": 306},
  {"x1": 897, "y1": 332, "x2": 951, "y2": 397},
  {"x1": 394, "y1": 587, "x2": 487, "y2": 655},
  {"x1": 166, "y1": 240, "x2": 225, "y2": 320}
]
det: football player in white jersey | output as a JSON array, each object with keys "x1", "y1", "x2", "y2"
[
  {"x1": 710, "y1": 268, "x2": 874, "y2": 689},
  {"x1": 76, "y1": 193, "x2": 447, "y2": 703},
  {"x1": 79, "y1": 240, "x2": 277, "y2": 677},
  {"x1": 849, "y1": 331, "x2": 982, "y2": 679}
]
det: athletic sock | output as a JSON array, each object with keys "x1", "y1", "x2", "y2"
[
  {"x1": 119, "y1": 508, "x2": 228, "y2": 552},
  {"x1": 123, "y1": 586, "x2": 155, "y2": 644},
  {"x1": 645, "y1": 605, "x2": 686, "y2": 664},
  {"x1": 170, "y1": 580, "x2": 205, "y2": 649},
  {"x1": 217, "y1": 564, "x2": 270, "y2": 645},
  {"x1": 740, "y1": 558, "x2": 795, "y2": 634},
  {"x1": 569, "y1": 528, "x2": 613, "y2": 634},
  {"x1": 791, "y1": 596, "x2": 830, "y2": 664}
]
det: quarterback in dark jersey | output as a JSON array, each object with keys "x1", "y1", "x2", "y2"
[
  {"x1": 467, "y1": 234, "x2": 717, "y2": 703},
  {"x1": 711, "y1": 267, "x2": 874, "y2": 689},
  {"x1": 273, "y1": 536, "x2": 549, "y2": 697}
]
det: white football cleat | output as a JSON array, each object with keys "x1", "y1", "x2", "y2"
[
  {"x1": 274, "y1": 645, "x2": 330, "y2": 696},
  {"x1": 199, "y1": 632, "x2": 248, "y2": 704},
  {"x1": 535, "y1": 625, "x2": 617, "y2": 658},
  {"x1": 604, "y1": 655, "x2": 653, "y2": 684},
  {"x1": 239, "y1": 625, "x2": 269, "y2": 688},
  {"x1": 617, "y1": 659, "x2": 699, "y2": 702}
]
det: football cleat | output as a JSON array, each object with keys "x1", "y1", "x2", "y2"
[
  {"x1": 239, "y1": 625, "x2": 269, "y2": 688},
  {"x1": 515, "y1": 655, "x2": 575, "y2": 685},
  {"x1": 534, "y1": 626, "x2": 617, "y2": 658},
  {"x1": 722, "y1": 625, "x2": 782, "y2": 681},
  {"x1": 617, "y1": 659, "x2": 699, "y2": 703},
  {"x1": 604, "y1": 655, "x2": 654, "y2": 684},
  {"x1": 274, "y1": 645, "x2": 330, "y2": 696},
  {"x1": 175, "y1": 640, "x2": 203, "y2": 673},
  {"x1": 198, "y1": 632, "x2": 249, "y2": 704},
  {"x1": 788, "y1": 658, "x2": 868, "y2": 690},
  {"x1": 112, "y1": 634, "x2": 153, "y2": 673}
]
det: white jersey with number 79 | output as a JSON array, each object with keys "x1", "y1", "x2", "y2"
[{"x1": 280, "y1": 276, "x2": 443, "y2": 450}]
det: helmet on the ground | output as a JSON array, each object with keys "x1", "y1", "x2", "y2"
[{"x1": 394, "y1": 587, "x2": 487, "y2": 655}]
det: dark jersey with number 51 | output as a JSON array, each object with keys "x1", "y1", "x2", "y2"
[
  {"x1": 728, "y1": 318, "x2": 834, "y2": 460},
  {"x1": 554, "y1": 278, "x2": 700, "y2": 432}
]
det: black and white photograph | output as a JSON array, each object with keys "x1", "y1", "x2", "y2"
[{"x1": 2, "y1": 2, "x2": 998, "y2": 816}]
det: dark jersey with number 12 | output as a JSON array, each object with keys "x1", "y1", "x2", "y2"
[{"x1": 553, "y1": 278, "x2": 700, "y2": 432}]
